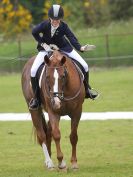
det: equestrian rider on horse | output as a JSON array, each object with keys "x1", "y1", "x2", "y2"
[{"x1": 29, "y1": 4, "x2": 99, "y2": 110}]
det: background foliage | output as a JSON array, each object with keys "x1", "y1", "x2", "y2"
[
  {"x1": 1, "y1": 0, "x2": 133, "y2": 34},
  {"x1": 0, "y1": 0, "x2": 32, "y2": 38}
]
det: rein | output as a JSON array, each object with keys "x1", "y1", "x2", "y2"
[{"x1": 44, "y1": 64, "x2": 84, "y2": 101}]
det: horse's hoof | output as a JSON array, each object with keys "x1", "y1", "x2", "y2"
[
  {"x1": 45, "y1": 160, "x2": 55, "y2": 169},
  {"x1": 58, "y1": 160, "x2": 66, "y2": 169},
  {"x1": 71, "y1": 162, "x2": 79, "y2": 170}
]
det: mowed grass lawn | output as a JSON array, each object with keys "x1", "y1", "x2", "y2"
[
  {"x1": 0, "y1": 67, "x2": 133, "y2": 112},
  {"x1": 0, "y1": 67, "x2": 133, "y2": 177},
  {"x1": 0, "y1": 120, "x2": 133, "y2": 177}
]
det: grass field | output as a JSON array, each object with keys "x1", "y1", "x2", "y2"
[
  {"x1": 0, "y1": 120, "x2": 133, "y2": 177},
  {"x1": 0, "y1": 67, "x2": 133, "y2": 177},
  {"x1": 0, "y1": 67, "x2": 133, "y2": 113}
]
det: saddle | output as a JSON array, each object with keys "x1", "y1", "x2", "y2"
[
  {"x1": 71, "y1": 59, "x2": 85, "y2": 80},
  {"x1": 36, "y1": 63, "x2": 45, "y2": 88}
]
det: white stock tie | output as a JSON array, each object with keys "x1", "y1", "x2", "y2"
[{"x1": 51, "y1": 25, "x2": 58, "y2": 37}]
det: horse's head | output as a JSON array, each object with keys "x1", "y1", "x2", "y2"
[{"x1": 44, "y1": 51, "x2": 67, "y2": 111}]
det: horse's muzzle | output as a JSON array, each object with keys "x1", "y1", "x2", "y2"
[{"x1": 51, "y1": 97, "x2": 61, "y2": 110}]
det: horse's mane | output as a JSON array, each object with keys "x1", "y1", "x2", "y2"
[
  {"x1": 50, "y1": 51, "x2": 64, "y2": 64},
  {"x1": 50, "y1": 51, "x2": 77, "y2": 72}
]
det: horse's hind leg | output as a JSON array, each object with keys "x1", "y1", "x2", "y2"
[
  {"x1": 69, "y1": 110, "x2": 81, "y2": 169},
  {"x1": 30, "y1": 108, "x2": 54, "y2": 169}
]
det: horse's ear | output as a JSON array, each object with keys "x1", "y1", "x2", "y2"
[
  {"x1": 60, "y1": 56, "x2": 66, "y2": 65},
  {"x1": 44, "y1": 55, "x2": 50, "y2": 65}
]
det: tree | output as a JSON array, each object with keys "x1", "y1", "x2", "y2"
[
  {"x1": 18, "y1": 0, "x2": 44, "y2": 24},
  {"x1": 109, "y1": 0, "x2": 133, "y2": 20},
  {"x1": 0, "y1": 0, "x2": 32, "y2": 56},
  {"x1": 0, "y1": 0, "x2": 32, "y2": 37},
  {"x1": 83, "y1": 0, "x2": 110, "y2": 27}
]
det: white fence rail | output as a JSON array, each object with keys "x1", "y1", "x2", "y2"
[{"x1": 0, "y1": 112, "x2": 133, "y2": 121}]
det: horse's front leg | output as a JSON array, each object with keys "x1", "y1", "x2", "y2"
[
  {"x1": 48, "y1": 110, "x2": 66, "y2": 169},
  {"x1": 30, "y1": 109, "x2": 55, "y2": 169},
  {"x1": 69, "y1": 110, "x2": 81, "y2": 169}
]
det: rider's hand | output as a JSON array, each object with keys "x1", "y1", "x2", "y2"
[
  {"x1": 80, "y1": 44, "x2": 96, "y2": 51},
  {"x1": 49, "y1": 44, "x2": 59, "y2": 50},
  {"x1": 41, "y1": 43, "x2": 53, "y2": 52}
]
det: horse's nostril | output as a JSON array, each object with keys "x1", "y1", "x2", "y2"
[
  {"x1": 54, "y1": 97, "x2": 61, "y2": 104},
  {"x1": 52, "y1": 97, "x2": 61, "y2": 110}
]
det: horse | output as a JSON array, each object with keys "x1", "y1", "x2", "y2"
[{"x1": 21, "y1": 50, "x2": 85, "y2": 170}]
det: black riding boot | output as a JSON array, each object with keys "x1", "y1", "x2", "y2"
[
  {"x1": 84, "y1": 71, "x2": 99, "y2": 100},
  {"x1": 29, "y1": 77, "x2": 41, "y2": 110}
]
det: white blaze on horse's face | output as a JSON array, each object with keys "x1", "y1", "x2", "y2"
[
  {"x1": 53, "y1": 69, "x2": 59, "y2": 93},
  {"x1": 53, "y1": 69, "x2": 61, "y2": 109}
]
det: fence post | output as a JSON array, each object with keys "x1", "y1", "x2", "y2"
[
  {"x1": 18, "y1": 37, "x2": 22, "y2": 58},
  {"x1": 105, "y1": 34, "x2": 110, "y2": 67},
  {"x1": 17, "y1": 36, "x2": 22, "y2": 71}
]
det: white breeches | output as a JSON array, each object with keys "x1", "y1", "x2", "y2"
[
  {"x1": 63, "y1": 49, "x2": 88, "y2": 72},
  {"x1": 31, "y1": 51, "x2": 48, "y2": 77},
  {"x1": 31, "y1": 49, "x2": 88, "y2": 77}
]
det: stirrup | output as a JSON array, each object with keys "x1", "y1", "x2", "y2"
[
  {"x1": 86, "y1": 89, "x2": 99, "y2": 100},
  {"x1": 29, "y1": 98, "x2": 40, "y2": 110},
  {"x1": 90, "y1": 89, "x2": 99, "y2": 100}
]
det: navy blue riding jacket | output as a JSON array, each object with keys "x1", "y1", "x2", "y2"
[{"x1": 32, "y1": 20, "x2": 82, "y2": 53}]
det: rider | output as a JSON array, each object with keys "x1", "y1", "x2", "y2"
[{"x1": 29, "y1": 4, "x2": 99, "y2": 110}]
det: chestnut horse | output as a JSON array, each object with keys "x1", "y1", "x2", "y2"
[{"x1": 21, "y1": 50, "x2": 85, "y2": 170}]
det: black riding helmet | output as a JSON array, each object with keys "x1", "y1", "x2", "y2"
[{"x1": 48, "y1": 4, "x2": 64, "y2": 20}]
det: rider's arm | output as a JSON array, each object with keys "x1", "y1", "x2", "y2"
[
  {"x1": 64, "y1": 23, "x2": 96, "y2": 52},
  {"x1": 32, "y1": 22, "x2": 45, "y2": 44},
  {"x1": 64, "y1": 23, "x2": 82, "y2": 52}
]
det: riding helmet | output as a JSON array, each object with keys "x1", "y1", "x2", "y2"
[{"x1": 48, "y1": 4, "x2": 64, "y2": 20}]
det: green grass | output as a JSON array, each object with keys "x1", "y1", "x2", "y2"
[
  {"x1": 0, "y1": 34, "x2": 36, "y2": 58},
  {"x1": 0, "y1": 67, "x2": 133, "y2": 112},
  {"x1": 76, "y1": 19, "x2": 133, "y2": 37},
  {"x1": 0, "y1": 73, "x2": 27, "y2": 112},
  {"x1": 85, "y1": 67, "x2": 133, "y2": 112},
  {"x1": 0, "y1": 120, "x2": 133, "y2": 177}
]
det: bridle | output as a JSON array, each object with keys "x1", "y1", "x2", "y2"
[
  {"x1": 44, "y1": 64, "x2": 84, "y2": 102},
  {"x1": 44, "y1": 65, "x2": 67, "y2": 101}
]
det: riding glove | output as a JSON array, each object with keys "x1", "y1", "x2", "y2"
[
  {"x1": 41, "y1": 43, "x2": 53, "y2": 52},
  {"x1": 49, "y1": 44, "x2": 59, "y2": 50},
  {"x1": 81, "y1": 44, "x2": 96, "y2": 51}
]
